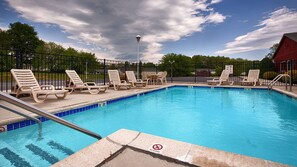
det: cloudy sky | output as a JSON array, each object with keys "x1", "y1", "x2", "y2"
[{"x1": 1, "y1": 0, "x2": 297, "y2": 62}]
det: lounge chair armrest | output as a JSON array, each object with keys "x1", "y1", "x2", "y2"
[
  {"x1": 18, "y1": 86, "x2": 39, "y2": 92},
  {"x1": 40, "y1": 85, "x2": 55, "y2": 90},
  {"x1": 17, "y1": 85, "x2": 35, "y2": 91}
]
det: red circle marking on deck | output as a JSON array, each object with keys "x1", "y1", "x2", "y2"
[{"x1": 152, "y1": 144, "x2": 163, "y2": 150}]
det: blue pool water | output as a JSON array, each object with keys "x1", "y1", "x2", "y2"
[{"x1": 1, "y1": 86, "x2": 297, "y2": 166}]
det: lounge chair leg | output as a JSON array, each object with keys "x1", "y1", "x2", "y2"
[
  {"x1": 100, "y1": 87, "x2": 107, "y2": 92},
  {"x1": 68, "y1": 88, "x2": 75, "y2": 94},
  {"x1": 16, "y1": 90, "x2": 21, "y2": 98},
  {"x1": 55, "y1": 92, "x2": 67, "y2": 99},
  {"x1": 86, "y1": 87, "x2": 100, "y2": 94},
  {"x1": 32, "y1": 93, "x2": 46, "y2": 103}
]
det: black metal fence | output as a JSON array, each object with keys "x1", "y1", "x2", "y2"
[
  {"x1": 170, "y1": 60, "x2": 297, "y2": 85},
  {"x1": 0, "y1": 48, "x2": 296, "y2": 92},
  {"x1": 0, "y1": 49, "x2": 149, "y2": 92}
]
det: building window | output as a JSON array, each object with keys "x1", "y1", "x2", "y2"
[
  {"x1": 280, "y1": 61, "x2": 286, "y2": 72},
  {"x1": 287, "y1": 60, "x2": 291, "y2": 71}
]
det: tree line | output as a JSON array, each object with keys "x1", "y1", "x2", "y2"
[
  {"x1": 0, "y1": 22, "x2": 101, "y2": 73},
  {"x1": 158, "y1": 53, "x2": 276, "y2": 77},
  {"x1": 0, "y1": 22, "x2": 276, "y2": 76}
]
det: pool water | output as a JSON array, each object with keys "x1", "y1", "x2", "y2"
[{"x1": 1, "y1": 86, "x2": 297, "y2": 166}]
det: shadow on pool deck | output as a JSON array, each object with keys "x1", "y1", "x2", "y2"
[{"x1": 98, "y1": 146, "x2": 197, "y2": 167}]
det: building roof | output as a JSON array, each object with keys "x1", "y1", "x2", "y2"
[
  {"x1": 284, "y1": 32, "x2": 297, "y2": 42},
  {"x1": 272, "y1": 32, "x2": 297, "y2": 59}
]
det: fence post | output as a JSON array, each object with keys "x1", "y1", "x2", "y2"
[{"x1": 103, "y1": 59, "x2": 106, "y2": 85}]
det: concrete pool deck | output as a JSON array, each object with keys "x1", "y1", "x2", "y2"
[{"x1": 0, "y1": 83, "x2": 296, "y2": 167}]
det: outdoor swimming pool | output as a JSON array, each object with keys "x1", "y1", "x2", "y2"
[{"x1": 1, "y1": 86, "x2": 297, "y2": 166}]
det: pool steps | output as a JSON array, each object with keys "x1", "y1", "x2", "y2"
[
  {"x1": 0, "y1": 140, "x2": 74, "y2": 166},
  {"x1": 0, "y1": 147, "x2": 32, "y2": 167}
]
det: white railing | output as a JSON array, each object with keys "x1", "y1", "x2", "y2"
[
  {"x1": 268, "y1": 74, "x2": 292, "y2": 91},
  {"x1": 0, "y1": 104, "x2": 42, "y2": 139},
  {"x1": 0, "y1": 92, "x2": 102, "y2": 140}
]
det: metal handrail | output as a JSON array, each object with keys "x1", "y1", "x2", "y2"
[
  {"x1": 0, "y1": 92, "x2": 102, "y2": 140},
  {"x1": 268, "y1": 74, "x2": 292, "y2": 91},
  {"x1": 0, "y1": 104, "x2": 42, "y2": 139}
]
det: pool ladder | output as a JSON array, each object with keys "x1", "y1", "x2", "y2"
[
  {"x1": 268, "y1": 74, "x2": 292, "y2": 91},
  {"x1": 0, "y1": 91, "x2": 102, "y2": 140}
]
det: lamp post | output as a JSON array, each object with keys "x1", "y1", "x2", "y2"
[
  {"x1": 169, "y1": 60, "x2": 175, "y2": 83},
  {"x1": 136, "y1": 35, "x2": 141, "y2": 79}
]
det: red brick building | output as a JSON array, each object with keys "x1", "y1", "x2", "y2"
[{"x1": 272, "y1": 32, "x2": 297, "y2": 72}]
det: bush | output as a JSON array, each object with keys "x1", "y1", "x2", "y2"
[
  {"x1": 263, "y1": 71, "x2": 278, "y2": 80},
  {"x1": 285, "y1": 70, "x2": 297, "y2": 83}
]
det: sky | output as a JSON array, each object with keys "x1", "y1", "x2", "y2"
[{"x1": 1, "y1": 0, "x2": 297, "y2": 62}]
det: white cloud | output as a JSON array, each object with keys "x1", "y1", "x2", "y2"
[
  {"x1": 7, "y1": 0, "x2": 225, "y2": 62},
  {"x1": 0, "y1": 25, "x2": 8, "y2": 30},
  {"x1": 216, "y1": 7, "x2": 297, "y2": 55},
  {"x1": 206, "y1": 12, "x2": 226, "y2": 23},
  {"x1": 211, "y1": 0, "x2": 222, "y2": 4}
]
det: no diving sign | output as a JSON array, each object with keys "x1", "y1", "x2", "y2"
[{"x1": 149, "y1": 143, "x2": 165, "y2": 153}]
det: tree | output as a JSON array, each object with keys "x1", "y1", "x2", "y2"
[
  {"x1": 159, "y1": 53, "x2": 193, "y2": 77},
  {"x1": 259, "y1": 57, "x2": 276, "y2": 76},
  {"x1": 7, "y1": 22, "x2": 41, "y2": 54},
  {"x1": 0, "y1": 29, "x2": 11, "y2": 49},
  {"x1": 35, "y1": 42, "x2": 65, "y2": 54},
  {"x1": 266, "y1": 43, "x2": 279, "y2": 59}
]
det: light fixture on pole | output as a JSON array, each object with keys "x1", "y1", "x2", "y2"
[
  {"x1": 169, "y1": 60, "x2": 175, "y2": 83},
  {"x1": 136, "y1": 35, "x2": 141, "y2": 79}
]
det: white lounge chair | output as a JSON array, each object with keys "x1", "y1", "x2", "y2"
[
  {"x1": 65, "y1": 70, "x2": 108, "y2": 94},
  {"x1": 125, "y1": 71, "x2": 147, "y2": 87},
  {"x1": 207, "y1": 70, "x2": 233, "y2": 85},
  {"x1": 108, "y1": 70, "x2": 132, "y2": 90},
  {"x1": 240, "y1": 69, "x2": 260, "y2": 86},
  {"x1": 11, "y1": 69, "x2": 68, "y2": 103}
]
